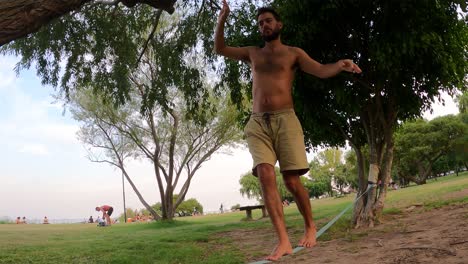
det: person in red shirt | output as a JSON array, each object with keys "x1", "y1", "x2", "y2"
[{"x1": 95, "y1": 205, "x2": 113, "y2": 226}]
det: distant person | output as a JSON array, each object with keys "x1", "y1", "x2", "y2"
[
  {"x1": 88, "y1": 216, "x2": 94, "y2": 223},
  {"x1": 43, "y1": 216, "x2": 49, "y2": 224},
  {"x1": 391, "y1": 182, "x2": 399, "y2": 190},
  {"x1": 219, "y1": 204, "x2": 224, "y2": 213},
  {"x1": 22, "y1": 216, "x2": 27, "y2": 224},
  {"x1": 95, "y1": 205, "x2": 113, "y2": 226},
  {"x1": 96, "y1": 215, "x2": 106, "y2": 226},
  {"x1": 16, "y1": 217, "x2": 21, "y2": 224}
]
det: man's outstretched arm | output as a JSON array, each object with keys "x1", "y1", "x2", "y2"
[
  {"x1": 214, "y1": 0, "x2": 250, "y2": 62},
  {"x1": 295, "y1": 48, "x2": 362, "y2": 78}
]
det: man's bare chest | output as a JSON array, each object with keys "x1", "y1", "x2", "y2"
[{"x1": 251, "y1": 50, "x2": 296, "y2": 74}]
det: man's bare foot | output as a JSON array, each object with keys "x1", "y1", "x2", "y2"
[
  {"x1": 265, "y1": 242, "x2": 293, "y2": 261},
  {"x1": 298, "y1": 227, "x2": 317, "y2": 248}
]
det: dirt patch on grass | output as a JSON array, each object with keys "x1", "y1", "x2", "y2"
[
  {"x1": 223, "y1": 202, "x2": 468, "y2": 263},
  {"x1": 442, "y1": 188, "x2": 468, "y2": 201}
]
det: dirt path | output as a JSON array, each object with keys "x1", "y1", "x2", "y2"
[{"x1": 225, "y1": 191, "x2": 468, "y2": 264}]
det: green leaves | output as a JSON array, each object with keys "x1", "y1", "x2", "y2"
[
  {"x1": 394, "y1": 114, "x2": 467, "y2": 184},
  {"x1": 1, "y1": 1, "x2": 222, "y2": 119},
  {"x1": 268, "y1": 0, "x2": 467, "y2": 149}
]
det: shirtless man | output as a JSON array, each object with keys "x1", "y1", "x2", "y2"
[
  {"x1": 95, "y1": 205, "x2": 113, "y2": 226},
  {"x1": 214, "y1": 1, "x2": 361, "y2": 261}
]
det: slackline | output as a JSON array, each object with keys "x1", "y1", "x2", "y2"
[{"x1": 249, "y1": 184, "x2": 376, "y2": 264}]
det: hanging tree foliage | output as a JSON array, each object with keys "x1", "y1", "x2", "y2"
[{"x1": 0, "y1": 1, "x2": 221, "y2": 115}]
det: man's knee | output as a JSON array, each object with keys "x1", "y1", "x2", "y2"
[
  {"x1": 256, "y1": 164, "x2": 276, "y2": 183},
  {"x1": 283, "y1": 174, "x2": 302, "y2": 193},
  {"x1": 256, "y1": 163, "x2": 275, "y2": 175}
]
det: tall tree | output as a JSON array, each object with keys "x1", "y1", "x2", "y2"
[
  {"x1": 71, "y1": 85, "x2": 242, "y2": 220},
  {"x1": 316, "y1": 148, "x2": 343, "y2": 173},
  {"x1": 223, "y1": 0, "x2": 467, "y2": 228},
  {"x1": 308, "y1": 148, "x2": 357, "y2": 195},
  {"x1": 278, "y1": 0, "x2": 467, "y2": 228},
  {"x1": 394, "y1": 115, "x2": 467, "y2": 184}
]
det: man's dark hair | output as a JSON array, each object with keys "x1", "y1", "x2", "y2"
[{"x1": 256, "y1": 7, "x2": 281, "y2": 22}]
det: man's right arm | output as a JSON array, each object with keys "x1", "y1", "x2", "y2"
[{"x1": 214, "y1": 0, "x2": 250, "y2": 62}]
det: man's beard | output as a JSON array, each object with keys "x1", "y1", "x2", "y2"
[{"x1": 262, "y1": 27, "x2": 281, "y2": 42}]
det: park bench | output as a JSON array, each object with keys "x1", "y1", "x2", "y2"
[{"x1": 239, "y1": 205, "x2": 267, "y2": 220}]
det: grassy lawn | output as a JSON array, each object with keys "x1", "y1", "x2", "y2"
[{"x1": 1, "y1": 172, "x2": 466, "y2": 264}]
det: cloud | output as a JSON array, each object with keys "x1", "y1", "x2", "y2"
[
  {"x1": 18, "y1": 144, "x2": 49, "y2": 156},
  {"x1": 0, "y1": 56, "x2": 79, "y2": 148},
  {"x1": 0, "y1": 56, "x2": 17, "y2": 91},
  {"x1": 37, "y1": 124, "x2": 80, "y2": 144}
]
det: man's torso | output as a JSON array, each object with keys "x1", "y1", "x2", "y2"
[{"x1": 248, "y1": 45, "x2": 298, "y2": 113}]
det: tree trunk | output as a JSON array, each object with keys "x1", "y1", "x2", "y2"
[
  {"x1": 122, "y1": 168, "x2": 161, "y2": 220},
  {"x1": 353, "y1": 162, "x2": 379, "y2": 228},
  {"x1": 162, "y1": 183, "x2": 175, "y2": 220},
  {"x1": 416, "y1": 162, "x2": 431, "y2": 184},
  {"x1": 352, "y1": 146, "x2": 367, "y2": 226},
  {"x1": 166, "y1": 196, "x2": 174, "y2": 220},
  {"x1": 374, "y1": 135, "x2": 395, "y2": 221},
  {"x1": 0, "y1": 0, "x2": 176, "y2": 46}
]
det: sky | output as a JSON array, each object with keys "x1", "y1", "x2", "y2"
[{"x1": 0, "y1": 54, "x2": 460, "y2": 223}]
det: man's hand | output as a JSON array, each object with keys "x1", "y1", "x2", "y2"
[
  {"x1": 339, "y1": 59, "x2": 362, "y2": 74},
  {"x1": 218, "y1": 0, "x2": 230, "y2": 22}
]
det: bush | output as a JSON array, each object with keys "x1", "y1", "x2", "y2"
[{"x1": 304, "y1": 180, "x2": 329, "y2": 199}]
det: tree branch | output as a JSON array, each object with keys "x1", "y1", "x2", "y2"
[
  {"x1": 89, "y1": 159, "x2": 120, "y2": 167},
  {"x1": 93, "y1": 0, "x2": 120, "y2": 5},
  {"x1": 135, "y1": 9, "x2": 163, "y2": 67},
  {"x1": 121, "y1": 0, "x2": 175, "y2": 14},
  {"x1": 0, "y1": 0, "x2": 176, "y2": 46}
]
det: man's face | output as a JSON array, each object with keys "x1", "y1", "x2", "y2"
[{"x1": 257, "y1": 12, "x2": 282, "y2": 42}]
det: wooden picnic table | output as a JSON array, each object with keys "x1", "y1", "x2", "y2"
[{"x1": 239, "y1": 205, "x2": 267, "y2": 220}]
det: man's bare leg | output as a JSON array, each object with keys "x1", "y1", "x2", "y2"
[
  {"x1": 257, "y1": 164, "x2": 293, "y2": 260},
  {"x1": 105, "y1": 214, "x2": 111, "y2": 226},
  {"x1": 283, "y1": 173, "x2": 316, "y2": 248}
]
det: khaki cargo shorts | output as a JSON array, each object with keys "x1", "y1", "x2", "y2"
[{"x1": 244, "y1": 109, "x2": 309, "y2": 176}]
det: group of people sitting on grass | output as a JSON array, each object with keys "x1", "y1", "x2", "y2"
[
  {"x1": 15, "y1": 216, "x2": 27, "y2": 224},
  {"x1": 127, "y1": 214, "x2": 154, "y2": 223}
]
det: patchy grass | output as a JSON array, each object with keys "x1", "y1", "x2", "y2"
[
  {"x1": 423, "y1": 196, "x2": 468, "y2": 210},
  {"x1": 383, "y1": 207, "x2": 403, "y2": 215}
]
